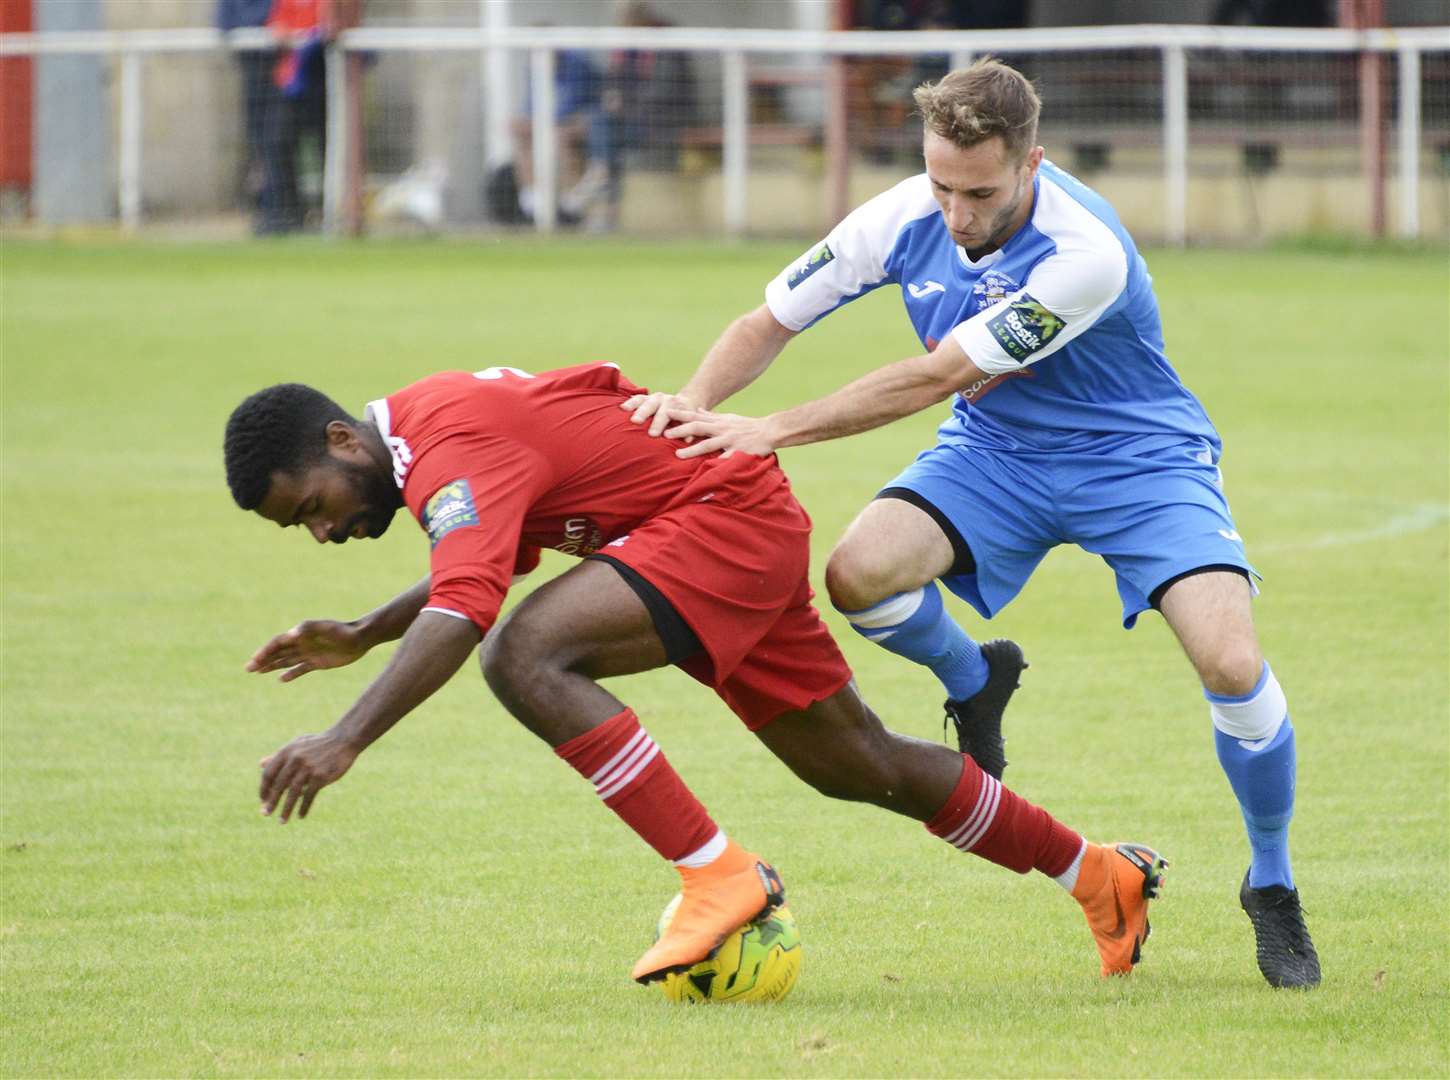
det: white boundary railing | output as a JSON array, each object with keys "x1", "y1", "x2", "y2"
[{"x1": 2, "y1": 23, "x2": 1446, "y2": 241}]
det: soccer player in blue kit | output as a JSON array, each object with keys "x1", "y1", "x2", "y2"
[{"x1": 625, "y1": 59, "x2": 1319, "y2": 989}]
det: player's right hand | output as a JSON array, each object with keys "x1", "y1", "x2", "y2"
[
  {"x1": 246, "y1": 619, "x2": 368, "y2": 682},
  {"x1": 621, "y1": 392, "x2": 700, "y2": 439},
  {"x1": 259, "y1": 731, "x2": 358, "y2": 823}
]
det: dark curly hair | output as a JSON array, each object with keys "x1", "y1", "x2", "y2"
[{"x1": 224, "y1": 383, "x2": 356, "y2": 510}]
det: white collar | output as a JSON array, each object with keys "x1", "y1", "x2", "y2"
[{"x1": 364, "y1": 398, "x2": 412, "y2": 489}]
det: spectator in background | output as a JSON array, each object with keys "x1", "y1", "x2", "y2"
[
  {"x1": 861, "y1": 0, "x2": 1028, "y2": 29},
  {"x1": 510, "y1": 44, "x2": 602, "y2": 225},
  {"x1": 257, "y1": 0, "x2": 360, "y2": 234},
  {"x1": 851, "y1": 0, "x2": 1030, "y2": 163},
  {"x1": 567, "y1": 1, "x2": 697, "y2": 231},
  {"x1": 1212, "y1": 0, "x2": 1331, "y2": 25},
  {"x1": 216, "y1": 0, "x2": 274, "y2": 223}
]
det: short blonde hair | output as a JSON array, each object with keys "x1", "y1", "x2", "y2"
[{"x1": 913, "y1": 58, "x2": 1041, "y2": 162}]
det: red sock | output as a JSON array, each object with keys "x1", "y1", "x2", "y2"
[
  {"x1": 555, "y1": 708, "x2": 719, "y2": 862},
  {"x1": 924, "y1": 754, "x2": 1082, "y2": 877}
]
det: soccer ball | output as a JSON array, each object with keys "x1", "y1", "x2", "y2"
[{"x1": 654, "y1": 894, "x2": 802, "y2": 1004}]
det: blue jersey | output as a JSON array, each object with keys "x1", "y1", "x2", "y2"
[{"x1": 764, "y1": 161, "x2": 1219, "y2": 455}]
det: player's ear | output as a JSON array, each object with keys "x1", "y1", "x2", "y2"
[
  {"x1": 325, "y1": 420, "x2": 359, "y2": 450},
  {"x1": 1026, "y1": 145, "x2": 1044, "y2": 175}
]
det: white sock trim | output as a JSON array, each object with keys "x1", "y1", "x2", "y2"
[
  {"x1": 1209, "y1": 666, "x2": 1287, "y2": 743},
  {"x1": 673, "y1": 829, "x2": 727, "y2": 869},
  {"x1": 843, "y1": 588, "x2": 925, "y2": 630},
  {"x1": 1053, "y1": 839, "x2": 1088, "y2": 893}
]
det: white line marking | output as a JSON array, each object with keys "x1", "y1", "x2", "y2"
[{"x1": 1256, "y1": 502, "x2": 1449, "y2": 553}]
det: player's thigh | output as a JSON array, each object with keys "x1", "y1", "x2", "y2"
[
  {"x1": 1066, "y1": 441, "x2": 1259, "y2": 632},
  {"x1": 482, "y1": 558, "x2": 670, "y2": 681},
  {"x1": 692, "y1": 588, "x2": 853, "y2": 731},
  {"x1": 1158, "y1": 570, "x2": 1263, "y2": 695},
  {"x1": 826, "y1": 498, "x2": 956, "y2": 609}
]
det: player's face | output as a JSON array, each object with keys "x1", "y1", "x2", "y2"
[
  {"x1": 256, "y1": 453, "x2": 400, "y2": 544},
  {"x1": 923, "y1": 132, "x2": 1043, "y2": 257}
]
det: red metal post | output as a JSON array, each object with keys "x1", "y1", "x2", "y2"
[
  {"x1": 824, "y1": 0, "x2": 853, "y2": 229},
  {"x1": 1341, "y1": 0, "x2": 1387, "y2": 236},
  {"x1": 0, "y1": 0, "x2": 34, "y2": 193}
]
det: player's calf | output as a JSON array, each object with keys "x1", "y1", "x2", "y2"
[{"x1": 755, "y1": 689, "x2": 968, "y2": 822}]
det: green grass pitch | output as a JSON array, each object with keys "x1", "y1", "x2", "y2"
[{"x1": 2, "y1": 238, "x2": 1446, "y2": 1078}]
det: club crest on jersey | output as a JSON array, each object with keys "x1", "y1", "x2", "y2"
[
  {"x1": 422, "y1": 479, "x2": 479, "y2": 548},
  {"x1": 986, "y1": 293, "x2": 1065, "y2": 362},
  {"x1": 972, "y1": 270, "x2": 1020, "y2": 312},
  {"x1": 787, "y1": 242, "x2": 834, "y2": 289}
]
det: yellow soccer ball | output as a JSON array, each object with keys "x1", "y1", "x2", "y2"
[{"x1": 655, "y1": 894, "x2": 802, "y2": 1004}]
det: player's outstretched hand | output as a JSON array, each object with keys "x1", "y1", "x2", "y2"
[
  {"x1": 620, "y1": 392, "x2": 701, "y2": 438},
  {"x1": 258, "y1": 732, "x2": 358, "y2": 823},
  {"x1": 664, "y1": 409, "x2": 779, "y2": 460},
  {"x1": 246, "y1": 619, "x2": 367, "y2": 682}
]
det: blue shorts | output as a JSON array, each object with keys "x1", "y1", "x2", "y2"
[{"x1": 882, "y1": 434, "x2": 1258, "y2": 629}]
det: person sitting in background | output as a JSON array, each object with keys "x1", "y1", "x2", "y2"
[
  {"x1": 567, "y1": 1, "x2": 697, "y2": 231},
  {"x1": 510, "y1": 45, "x2": 601, "y2": 226}
]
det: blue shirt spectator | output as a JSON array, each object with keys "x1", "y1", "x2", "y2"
[
  {"x1": 216, "y1": 0, "x2": 272, "y2": 31},
  {"x1": 522, "y1": 49, "x2": 602, "y2": 121}
]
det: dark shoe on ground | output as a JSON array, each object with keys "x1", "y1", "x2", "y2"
[
  {"x1": 1240, "y1": 870, "x2": 1321, "y2": 989},
  {"x1": 943, "y1": 639, "x2": 1027, "y2": 780}
]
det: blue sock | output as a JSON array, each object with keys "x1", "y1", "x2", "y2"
[
  {"x1": 1208, "y1": 664, "x2": 1296, "y2": 890},
  {"x1": 840, "y1": 583, "x2": 989, "y2": 700}
]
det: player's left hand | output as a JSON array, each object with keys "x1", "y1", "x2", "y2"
[
  {"x1": 620, "y1": 391, "x2": 701, "y2": 439},
  {"x1": 258, "y1": 731, "x2": 359, "y2": 824},
  {"x1": 664, "y1": 409, "x2": 779, "y2": 459}
]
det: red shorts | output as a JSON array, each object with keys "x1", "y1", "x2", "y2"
[{"x1": 595, "y1": 455, "x2": 853, "y2": 730}]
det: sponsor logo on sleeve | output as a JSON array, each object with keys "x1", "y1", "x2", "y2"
[
  {"x1": 985, "y1": 293, "x2": 1066, "y2": 363},
  {"x1": 787, "y1": 242, "x2": 834, "y2": 290},
  {"x1": 422, "y1": 479, "x2": 480, "y2": 548}
]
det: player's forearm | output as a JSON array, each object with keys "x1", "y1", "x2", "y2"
[
  {"x1": 682, "y1": 307, "x2": 794, "y2": 410},
  {"x1": 329, "y1": 611, "x2": 482, "y2": 753},
  {"x1": 353, "y1": 575, "x2": 432, "y2": 651},
  {"x1": 766, "y1": 350, "x2": 972, "y2": 449}
]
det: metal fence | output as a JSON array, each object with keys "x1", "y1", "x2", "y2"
[{"x1": 1, "y1": 23, "x2": 1446, "y2": 242}]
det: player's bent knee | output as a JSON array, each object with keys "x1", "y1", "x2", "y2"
[
  {"x1": 1197, "y1": 641, "x2": 1264, "y2": 697},
  {"x1": 478, "y1": 625, "x2": 525, "y2": 699},
  {"x1": 825, "y1": 544, "x2": 895, "y2": 611},
  {"x1": 479, "y1": 611, "x2": 564, "y2": 700}
]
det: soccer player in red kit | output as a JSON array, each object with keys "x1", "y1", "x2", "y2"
[{"x1": 225, "y1": 362, "x2": 1166, "y2": 984}]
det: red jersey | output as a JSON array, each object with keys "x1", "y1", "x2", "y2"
[{"x1": 367, "y1": 363, "x2": 792, "y2": 634}]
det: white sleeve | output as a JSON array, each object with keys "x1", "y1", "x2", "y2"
[
  {"x1": 764, "y1": 175, "x2": 939, "y2": 332},
  {"x1": 951, "y1": 219, "x2": 1129, "y2": 376}
]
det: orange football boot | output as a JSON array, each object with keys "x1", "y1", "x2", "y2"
[
  {"x1": 631, "y1": 839, "x2": 784, "y2": 984},
  {"x1": 1071, "y1": 842, "x2": 1167, "y2": 976}
]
